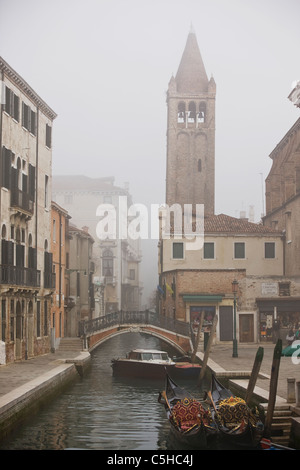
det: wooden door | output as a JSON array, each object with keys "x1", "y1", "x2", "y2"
[
  {"x1": 239, "y1": 314, "x2": 254, "y2": 342},
  {"x1": 219, "y1": 306, "x2": 233, "y2": 341}
]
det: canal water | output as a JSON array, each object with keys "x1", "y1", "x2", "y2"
[{"x1": 0, "y1": 332, "x2": 206, "y2": 450}]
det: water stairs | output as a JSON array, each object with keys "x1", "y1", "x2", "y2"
[
  {"x1": 57, "y1": 337, "x2": 83, "y2": 352},
  {"x1": 261, "y1": 403, "x2": 293, "y2": 447}
]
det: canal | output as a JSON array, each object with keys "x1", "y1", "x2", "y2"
[{"x1": 0, "y1": 332, "x2": 205, "y2": 450}]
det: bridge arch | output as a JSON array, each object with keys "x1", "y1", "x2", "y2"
[{"x1": 79, "y1": 311, "x2": 193, "y2": 355}]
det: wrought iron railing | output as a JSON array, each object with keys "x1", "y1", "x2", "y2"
[
  {"x1": 0, "y1": 265, "x2": 41, "y2": 287},
  {"x1": 78, "y1": 310, "x2": 191, "y2": 338},
  {"x1": 10, "y1": 188, "x2": 34, "y2": 214}
]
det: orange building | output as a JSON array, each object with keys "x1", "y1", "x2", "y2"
[{"x1": 51, "y1": 202, "x2": 70, "y2": 343}]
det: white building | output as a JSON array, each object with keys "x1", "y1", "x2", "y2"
[
  {"x1": 0, "y1": 57, "x2": 57, "y2": 363},
  {"x1": 52, "y1": 175, "x2": 142, "y2": 315}
]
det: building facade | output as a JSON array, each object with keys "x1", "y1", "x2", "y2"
[
  {"x1": 158, "y1": 212, "x2": 286, "y2": 343},
  {"x1": 65, "y1": 224, "x2": 95, "y2": 337},
  {"x1": 51, "y1": 201, "x2": 70, "y2": 345},
  {"x1": 0, "y1": 57, "x2": 56, "y2": 363},
  {"x1": 52, "y1": 175, "x2": 142, "y2": 315},
  {"x1": 159, "y1": 30, "x2": 300, "y2": 345},
  {"x1": 262, "y1": 117, "x2": 300, "y2": 338}
]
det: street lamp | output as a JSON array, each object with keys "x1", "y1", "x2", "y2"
[{"x1": 232, "y1": 279, "x2": 238, "y2": 358}]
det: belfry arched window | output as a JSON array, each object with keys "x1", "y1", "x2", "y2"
[
  {"x1": 177, "y1": 102, "x2": 185, "y2": 123},
  {"x1": 198, "y1": 102, "x2": 206, "y2": 123},
  {"x1": 188, "y1": 102, "x2": 196, "y2": 123}
]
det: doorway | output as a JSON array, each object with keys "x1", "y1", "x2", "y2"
[
  {"x1": 239, "y1": 314, "x2": 254, "y2": 342},
  {"x1": 219, "y1": 306, "x2": 233, "y2": 341}
]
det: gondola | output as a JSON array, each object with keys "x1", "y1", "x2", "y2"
[
  {"x1": 158, "y1": 374, "x2": 217, "y2": 449},
  {"x1": 208, "y1": 374, "x2": 264, "y2": 449}
]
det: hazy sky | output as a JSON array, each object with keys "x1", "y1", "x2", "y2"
[{"x1": 1, "y1": 0, "x2": 299, "y2": 303}]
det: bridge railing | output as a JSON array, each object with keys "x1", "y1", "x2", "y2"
[{"x1": 78, "y1": 310, "x2": 191, "y2": 338}]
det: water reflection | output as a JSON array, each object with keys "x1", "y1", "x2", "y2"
[{"x1": 0, "y1": 333, "x2": 200, "y2": 450}]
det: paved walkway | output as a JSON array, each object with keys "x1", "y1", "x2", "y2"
[
  {"x1": 205, "y1": 342, "x2": 300, "y2": 403},
  {"x1": 0, "y1": 342, "x2": 299, "y2": 403},
  {"x1": 0, "y1": 350, "x2": 81, "y2": 397}
]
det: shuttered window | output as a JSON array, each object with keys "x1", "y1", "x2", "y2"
[
  {"x1": 4, "y1": 86, "x2": 19, "y2": 121},
  {"x1": 1, "y1": 147, "x2": 11, "y2": 189}
]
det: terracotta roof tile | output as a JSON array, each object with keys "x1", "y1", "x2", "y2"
[{"x1": 204, "y1": 213, "x2": 280, "y2": 234}]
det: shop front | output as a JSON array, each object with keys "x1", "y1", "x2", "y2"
[{"x1": 257, "y1": 297, "x2": 300, "y2": 343}]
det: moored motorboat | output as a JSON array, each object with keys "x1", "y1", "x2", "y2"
[
  {"x1": 111, "y1": 349, "x2": 176, "y2": 379},
  {"x1": 158, "y1": 374, "x2": 217, "y2": 449}
]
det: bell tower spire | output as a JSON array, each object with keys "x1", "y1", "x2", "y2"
[{"x1": 165, "y1": 29, "x2": 216, "y2": 215}]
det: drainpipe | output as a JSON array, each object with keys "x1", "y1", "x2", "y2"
[
  {"x1": 0, "y1": 70, "x2": 4, "y2": 230},
  {"x1": 59, "y1": 211, "x2": 62, "y2": 308},
  {"x1": 35, "y1": 108, "x2": 39, "y2": 259},
  {"x1": 282, "y1": 231, "x2": 286, "y2": 277}
]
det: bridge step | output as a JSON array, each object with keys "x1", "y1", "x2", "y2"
[{"x1": 57, "y1": 337, "x2": 83, "y2": 352}]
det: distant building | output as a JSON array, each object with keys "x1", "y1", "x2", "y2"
[
  {"x1": 52, "y1": 176, "x2": 142, "y2": 314},
  {"x1": 65, "y1": 224, "x2": 95, "y2": 337},
  {"x1": 0, "y1": 57, "x2": 57, "y2": 363}
]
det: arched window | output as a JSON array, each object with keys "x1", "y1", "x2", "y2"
[
  {"x1": 188, "y1": 102, "x2": 196, "y2": 123},
  {"x1": 198, "y1": 102, "x2": 206, "y2": 123},
  {"x1": 102, "y1": 249, "x2": 113, "y2": 277},
  {"x1": 177, "y1": 102, "x2": 185, "y2": 123}
]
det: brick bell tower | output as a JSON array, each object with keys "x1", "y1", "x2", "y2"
[{"x1": 166, "y1": 28, "x2": 216, "y2": 215}]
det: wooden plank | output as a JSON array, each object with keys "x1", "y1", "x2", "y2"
[
  {"x1": 191, "y1": 310, "x2": 205, "y2": 363},
  {"x1": 244, "y1": 346, "x2": 264, "y2": 404},
  {"x1": 198, "y1": 314, "x2": 218, "y2": 384},
  {"x1": 264, "y1": 339, "x2": 282, "y2": 438}
]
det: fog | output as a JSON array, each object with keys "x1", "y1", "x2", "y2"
[{"x1": 1, "y1": 0, "x2": 299, "y2": 304}]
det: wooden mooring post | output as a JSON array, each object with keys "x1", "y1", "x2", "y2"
[
  {"x1": 198, "y1": 314, "x2": 218, "y2": 384},
  {"x1": 191, "y1": 311, "x2": 205, "y2": 363},
  {"x1": 264, "y1": 339, "x2": 282, "y2": 438},
  {"x1": 244, "y1": 346, "x2": 264, "y2": 405}
]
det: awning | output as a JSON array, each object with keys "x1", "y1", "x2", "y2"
[
  {"x1": 182, "y1": 294, "x2": 224, "y2": 303},
  {"x1": 256, "y1": 297, "x2": 300, "y2": 313}
]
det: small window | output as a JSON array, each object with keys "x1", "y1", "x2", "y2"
[
  {"x1": 198, "y1": 102, "x2": 206, "y2": 123},
  {"x1": 198, "y1": 159, "x2": 202, "y2": 172},
  {"x1": 173, "y1": 242, "x2": 184, "y2": 259},
  {"x1": 279, "y1": 282, "x2": 290, "y2": 296},
  {"x1": 203, "y1": 242, "x2": 214, "y2": 259},
  {"x1": 265, "y1": 242, "x2": 275, "y2": 259},
  {"x1": 188, "y1": 101, "x2": 196, "y2": 123},
  {"x1": 234, "y1": 242, "x2": 245, "y2": 259},
  {"x1": 129, "y1": 269, "x2": 135, "y2": 280},
  {"x1": 44, "y1": 175, "x2": 49, "y2": 208},
  {"x1": 5, "y1": 86, "x2": 19, "y2": 121},
  {"x1": 177, "y1": 102, "x2": 185, "y2": 123},
  {"x1": 46, "y1": 124, "x2": 52, "y2": 148}
]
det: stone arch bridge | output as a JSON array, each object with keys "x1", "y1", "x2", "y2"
[{"x1": 78, "y1": 311, "x2": 193, "y2": 354}]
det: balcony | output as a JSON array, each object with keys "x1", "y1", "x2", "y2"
[
  {"x1": 0, "y1": 265, "x2": 41, "y2": 287},
  {"x1": 44, "y1": 271, "x2": 56, "y2": 289},
  {"x1": 10, "y1": 188, "x2": 34, "y2": 216}
]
